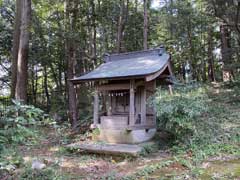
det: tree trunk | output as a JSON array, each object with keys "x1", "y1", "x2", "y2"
[
  {"x1": 201, "y1": 59, "x2": 207, "y2": 82},
  {"x1": 90, "y1": 0, "x2": 97, "y2": 66},
  {"x1": 143, "y1": 0, "x2": 148, "y2": 50},
  {"x1": 116, "y1": 0, "x2": 129, "y2": 53},
  {"x1": 134, "y1": 0, "x2": 138, "y2": 50},
  {"x1": 220, "y1": 24, "x2": 233, "y2": 82},
  {"x1": 116, "y1": 0, "x2": 124, "y2": 53},
  {"x1": 43, "y1": 66, "x2": 50, "y2": 112},
  {"x1": 207, "y1": 27, "x2": 216, "y2": 82},
  {"x1": 33, "y1": 65, "x2": 38, "y2": 104},
  {"x1": 11, "y1": 0, "x2": 22, "y2": 98},
  {"x1": 65, "y1": 0, "x2": 78, "y2": 129},
  {"x1": 186, "y1": 18, "x2": 196, "y2": 80},
  {"x1": 15, "y1": 0, "x2": 31, "y2": 103},
  {"x1": 30, "y1": 63, "x2": 37, "y2": 105}
]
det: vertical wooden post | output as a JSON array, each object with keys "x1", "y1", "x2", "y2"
[
  {"x1": 106, "y1": 92, "x2": 112, "y2": 116},
  {"x1": 129, "y1": 79, "x2": 135, "y2": 125},
  {"x1": 141, "y1": 86, "x2": 146, "y2": 125},
  {"x1": 93, "y1": 86, "x2": 99, "y2": 125},
  {"x1": 168, "y1": 85, "x2": 173, "y2": 95},
  {"x1": 153, "y1": 80, "x2": 157, "y2": 125},
  {"x1": 111, "y1": 95, "x2": 116, "y2": 115}
]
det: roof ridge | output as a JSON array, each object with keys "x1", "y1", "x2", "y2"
[
  {"x1": 111, "y1": 47, "x2": 159, "y2": 56},
  {"x1": 104, "y1": 47, "x2": 165, "y2": 62}
]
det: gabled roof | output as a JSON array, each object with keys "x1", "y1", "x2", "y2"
[{"x1": 72, "y1": 47, "x2": 170, "y2": 82}]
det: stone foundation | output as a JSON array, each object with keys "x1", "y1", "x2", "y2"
[{"x1": 96, "y1": 128, "x2": 156, "y2": 144}]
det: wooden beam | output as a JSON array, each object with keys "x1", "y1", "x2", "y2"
[
  {"x1": 140, "y1": 86, "x2": 146, "y2": 125},
  {"x1": 135, "y1": 80, "x2": 145, "y2": 87},
  {"x1": 97, "y1": 81, "x2": 144, "y2": 91},
  {"x1": 129, "y1": 79, "x2": 135, "y2": 125},
  {"x1": 93, "y1": 87, "x2": 99, "y2": 125},
  {"x1": 98, "y1": 83, "x2": 130, "y2": 91},
  {"x1": 158, "y1": 74, "x2": 171, "y2": 78}
]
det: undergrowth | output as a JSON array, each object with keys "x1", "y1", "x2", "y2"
[
  {"x1": 0, "y1": 82, "x2": 239, "y2": 179},
  {"x1": 151, "y1": 82, "x2": 240, "y2": 177},
  {"x1": 0, "y1": 100, "x2": 54, "y2": 177}
]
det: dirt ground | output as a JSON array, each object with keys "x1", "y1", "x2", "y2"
[
  {"x1": 17, "y1": 127, "x2": 188, "y2": 179},
  {"x1": 17, "y1": 127, "x2": 240, "y2": 180}
]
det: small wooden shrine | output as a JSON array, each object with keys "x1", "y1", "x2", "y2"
[{"x1": 71, "y1": 47, "x2": 173, "y2": 144}]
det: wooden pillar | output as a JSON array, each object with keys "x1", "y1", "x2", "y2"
[
  {"x1": 153, "y1": 80, "x2": 157, "y2": 125},
  {"x1": 141, "y1": 86, "x2": 146, "y2": 125},
  {"x1": 93, "y1": 87, "x2": 99, "y2": 125},
  {"x1": 106, "y1": 92, "x2": 112, "y2": 116},
  {"x1": 129, "y1": 79, "x2": 135, "y2": 125},
  {"x1": 111, "y1": 95, "x2": 116, "y2": 115},
  {"x1": 168, "y1": 85, "x2": 173, "y2": 95}
]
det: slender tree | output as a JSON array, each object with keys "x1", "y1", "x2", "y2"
[
  {"x1": 65, "y1": 0, "x2": 78, "y2": 129},
  {"x1": 15, "y1": 0, "x2": 31, "y2": 103},
  {"x1": 116, "y1": 0, "x2": 129, "y2": 53},
  {"x1": 220, "y1": 24, "x2": 233, "y2": 81},
  {"x1": 207, "y1": 27, "x2": 215, "y2": 82},
  {"x1": 11, "y1": 0, "x2": 22, "y2": 98},
  {"x1": 143, "y1": 0, "x2": 148, "y2": 50}
]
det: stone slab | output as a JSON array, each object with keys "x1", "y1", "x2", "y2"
[{"x1": 66, "y1": 142, "x2": 143, "y2": 156}]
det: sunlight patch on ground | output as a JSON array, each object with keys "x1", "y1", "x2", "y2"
[
  {"x1": 49, "y1": 146, "x2": 59, "y2": 152},
  {"x1": 58, "y1": 158, "x2": 92, "y2": 169},
  {"x1": 224, "y1": 89, "x2": 234, "y2": 92},
  {"x1": 59, "y1": 161, "x2": 76, "y2": 168},
  {"x1": 23, "y1": 156, "x2": 32, "y2": 163},
  {"x1": 221, "y1": 123, "x2": 240, "y2": 129}
]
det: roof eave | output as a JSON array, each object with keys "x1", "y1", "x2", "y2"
[
  {"x1": 71, "y1": 54, "x2": 171, "y2": 84},
  {"x1": 70, "y1": 74, "x2": 147, "y2": 84}
]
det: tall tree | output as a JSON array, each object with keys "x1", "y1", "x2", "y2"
[
  {"x1": 15, "y1": 0, "x2": 31, "y2": 102},
  {"x1": 209, "y1": 0, "x2": 240, "y2": 43},
  {"x1": 116, "y1": 0, "x2": 129, "y2": 53},
  {"x1": 65, "y1": 0, "x2": 78, "y2": 129},
  {"x1": 90, "y1": 0, "x2": 97, "y2": 65},
  {"x1": 220, "y1": 24, "x2": 233, "y2": 81},
  {"x1": 11, "y1": 0, "x2": 22, "y2": 98},
  {"x1": 207, "y1": 27, "x2": 215, "y2": 82},
  {"x1": 143, "y1": 0, "x2": 148, "y2": 50}
]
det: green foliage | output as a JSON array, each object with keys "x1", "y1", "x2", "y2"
[
  {"x1": 0, "y1": 100, "x2": 47, "y2": 145},
  {"x1": 0, "y1": 148, "x2": 24, "y2": 174},
  {"x1": 155, "y1": 84, "x2": 208, "y2": 144},
  {"x1": 122, "y1": 160, "x2": 173, "y2": 180},
  {"x1": 101, "y1": 171, "x2": 117, "y2": 180},
  {"x1": 155, "y1": 82, "x2": 240, "y2": 165},
  {"x1": 19, "y1": 167, "x2": 59, "y2": 180},
  {"x1": 139, "y1": 143, "x2": 159, "y2": 156},
  {"x1": 0, "y1": 101, "x2": 55, "y2": 176}
]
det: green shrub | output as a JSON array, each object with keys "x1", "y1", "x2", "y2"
[
  {"x1": 0, "y1": 100, "x2": 54, "y2": 145},
  {"x1": 20, "y1": 167, "x2": 57, "y2": 180},
  {"x1": 0, "y1": 101, "x2": 57, "y2": 177},
  {"x1": 0, "y1": 148, "x2": 24, "y2": 175},
  {"x1": 154, "y1": 84, "x2": 209, "y2": 144}
]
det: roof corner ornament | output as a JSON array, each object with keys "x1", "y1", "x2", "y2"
[
  {"x1": 158, "y1": 45, "x2": 165, "y2": 56},
  {"x1": 103, "y1": 53, "x2": 110, "y2": 62}
]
